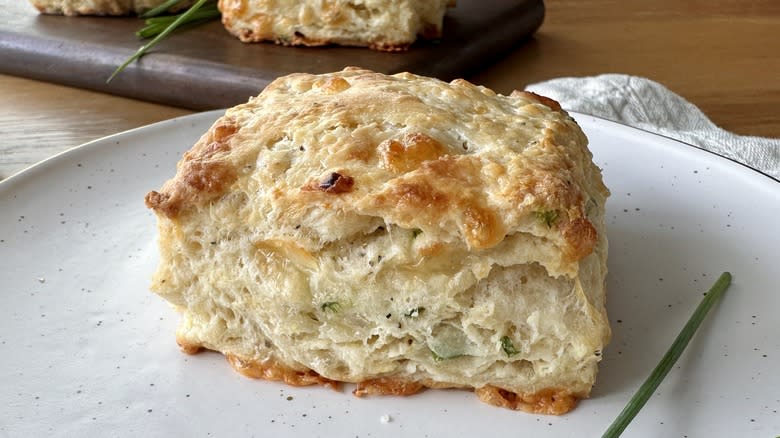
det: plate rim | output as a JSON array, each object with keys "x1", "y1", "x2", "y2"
[{"x1": 0, "y1": 109, "x2": 225, "y2": 188}]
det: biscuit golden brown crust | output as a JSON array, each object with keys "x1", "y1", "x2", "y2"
[
  {"x1": 144, "y1": 117, "x2": 240, "y2": 217},
  {"x1": 353, "y1": 378, "x2": 426, "y2": 397},
  {"x1": 475, "y1": 386, "x2": 580, "y2": 415},
  {"x1": 148, "y1": 67, "x2": 610, "y2": 415},
  {"x1": 227, "y1": 354, "x2": 340, "y2": 389},
  {"x1": 147, "y1": 68, "x2": 605, "y2": 267},
  {"x1": 193, "y1": 347, "x2": 584, "y2": 414}
]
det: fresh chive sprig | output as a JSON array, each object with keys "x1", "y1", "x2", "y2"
[
  {"x1": 135, "y1": 17, "x2": 213, "y2": 39},
  {"x1": 137, "y1": 3, "x2": 220, "y2": 38},
  {"x1": 107, "y1": 0, "x2": 217, "y2": 83},
  {"x1": 139, "y1": 0, "x2": 185, "y2": 18},
  {"x1": 601, "y1": 271, "x2": 732, "y2": 438},
  {"x1": 142, "y1": 5, "x2": 218, "y2": 25}
]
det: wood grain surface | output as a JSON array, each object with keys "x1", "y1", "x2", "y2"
[
  {"x1": 0, "y1": 75, "x2": 189, "y2": 180},
  {"x1": 2, "y1": 0, "x2": 779, "y2": 180},
  {"x1": 472, "y1": 0, "x2": 780, "y2": 138}
]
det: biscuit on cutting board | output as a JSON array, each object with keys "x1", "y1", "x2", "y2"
[
  {"x1": 218, "y1": 0, "x2": 454, "y2": 50},
  {"x1": 30, "y1": 0, "x2": 183, "y2": 15},
  {"x1": 145, "y1": 67, "x2": 611, "y2": 415},
  {"x1": 31, "y1": 0, "x2": 452, "y2": 50}
]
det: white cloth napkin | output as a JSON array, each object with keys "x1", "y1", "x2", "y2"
[{"x1": 525, "y1": 74, "x2": 780, "y2": 180}]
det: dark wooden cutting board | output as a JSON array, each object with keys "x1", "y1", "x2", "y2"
[{"x1": 0, "y1": 0, "x2": 544, "y2": 110}]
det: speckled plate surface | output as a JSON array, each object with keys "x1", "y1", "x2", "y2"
[{"x1": 1, "y1": 111, "x2": 778, "y2": 437}]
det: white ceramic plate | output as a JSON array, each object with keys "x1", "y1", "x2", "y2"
[{"x1": 2, "y1": 111, "x2": 778, "y2": 437}]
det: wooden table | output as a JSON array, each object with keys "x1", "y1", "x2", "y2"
[{"x1": 2, "y1": 0, "x2": 779, "y2": 180}]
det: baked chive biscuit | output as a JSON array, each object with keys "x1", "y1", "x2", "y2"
[
  {"x1": 218, "y1": 0, "x2": 454, "y2": 51},
  {"x1": 30, "y1": 0, "x2": 187, "y2": 15},
  {"x1": 145, "y1": 67, "x2": 611, "y2": 415}
]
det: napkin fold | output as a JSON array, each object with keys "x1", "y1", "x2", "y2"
[{"x1": 525, "y1": 74, "x2": 780, "y2": 180}]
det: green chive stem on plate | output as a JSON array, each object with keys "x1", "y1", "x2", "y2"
[{"x1": 601, "y1": 271, "x2": 732, "y2": 438}]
